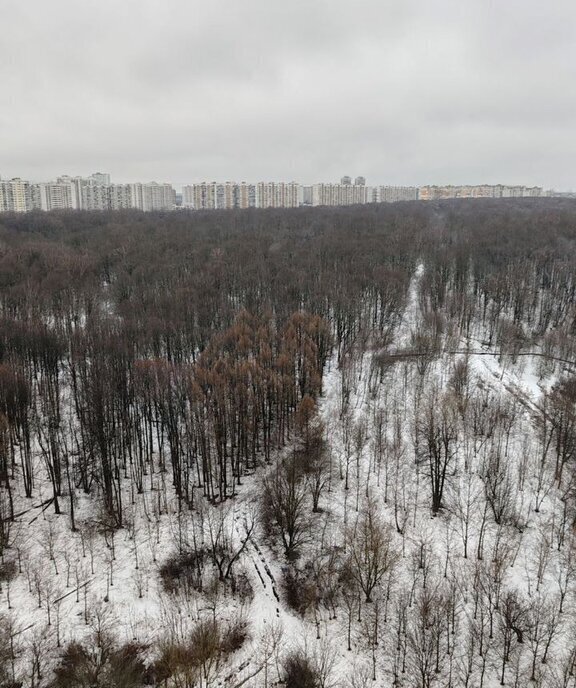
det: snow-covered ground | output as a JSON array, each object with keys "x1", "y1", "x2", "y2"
[{"x1": 2, "y1": 262, "x2": 576, "y2": 687}]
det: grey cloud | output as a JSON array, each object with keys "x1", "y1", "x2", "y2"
[{"x1": 1, "y1": 0, "x2": 575, "y2": 189}]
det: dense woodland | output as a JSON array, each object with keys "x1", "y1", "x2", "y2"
[{"x1": 0, "y1": 199, "x2": 576, "y2": 686}]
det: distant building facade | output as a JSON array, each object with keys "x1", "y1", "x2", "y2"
[
  {"x1": 138, "y1": 182, "x2": 176, "y2": 211},
  {"x1": 25, "y1": 174, "x2": 176, "y2": 212},
  {"x1": 183, "y1": 182, "x2": 299, "y2": 209},
  {"x1": 312, "y1": 183, "x2": 367, "y2": 206},
  {"x1": 377, "y1": 186, "x2": 419, "y2": 202},
  {"x1": 109, "y1": 184, "x2": 133, "y2": 210},
  {"x1": 418, "y1": 185, "x2": 543, "y2": 201},
  {"x1": 0, "y1": 178, "x2": 32, "y2": 212},
  {"x1": 0, "y1": 172, "x2": 548, "y2": 213}
]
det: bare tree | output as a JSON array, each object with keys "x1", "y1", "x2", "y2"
[
  {"x1": 497, "y1": 590, "x2": 528, "y2": 686},
  {"x1": 526, "y1": 593, "x2": 563, "y2": 683},
  {"x1": 346, "y1": 497, "x2": 398, "y2": 603},
  {"x1": 406, "y1": 586, "x2": 448, "y2": 688},
  {"x1": 261, "y1": 455, "x2": 309, "y2": 559},
  {"x1": 204, "y1": 503, "x2": 255, "y2": 581},
  {"x1": 416, "y1": 392, "x2": 457, "y2": 515}
]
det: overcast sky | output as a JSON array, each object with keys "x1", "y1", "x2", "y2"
[{"x1": 1, "y1": 0, "x2": 575, "y2": 189}]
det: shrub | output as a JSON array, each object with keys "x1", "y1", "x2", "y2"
[
  {"x1": 283, "y1": 650, "x2": 320, "y2": 688},
  {"x1": 220, "y1": 619, "x2": 249, "y2": 654},
  {"x1": 282, "y1": 567, "x2": 317, "y2": 616},
  {"x1": 50, "y1": 638, "x2": 147, "y2": 688},
  {"x1": 159, "y1": 550, "x2": 206, "y2": 593},
  {"x1": 152, "y1": 618, "x2": 249, "y2": 686}
]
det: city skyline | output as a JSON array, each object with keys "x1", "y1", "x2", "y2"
[
  {"x1": 0, "y1": 170, "x2": 563, "y2": 195},
  {"x1": 1, "y1": 170, "x2": 554, "y2": 213}
]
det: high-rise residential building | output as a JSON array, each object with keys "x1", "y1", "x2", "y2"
[
  {"x1": 378, "y1": 186, "x2": 419, "y2": 202},
  {"x1": 312, "y1": 182, "x2": 366, "y2": 206},
  {"x1": 499, "y1": 185, "x2": 543, "y2": 198},
  {"x1": 48, "y1": 173, "x2": 113, "y2": 210},
  {"x1": 354, "y1": 176, "x2": 366, "y2": 186},
  {"x1": 28, "y1": 174, "x2": 175, "y2": 212},
  {"x1": 144, "y1": 182, "x2": 176, "y2": 211},
  {"x1": 130, "y1": 183, "x2": 145, "y2": 210},
  {"x1": 11, "y1": 178, "x2": 31, "y2": 211},
  {"x1": 238, "y1": 182, "x2": 257, "y2": 209},
  {"x1": 419, "y1": 185, "x2": 543, "y2": 201},
  {"x1": 213, "y1": 182, "x2": 240, "y2": 210},
  {"x1": 215, "y1": 183, "x2": 226, "y2": 210},
  {"x1": 182, "y1": 185, "x2": 194, "y2": 208},
  {"x1": 0, "y1": 181, "x2": 10, "y2": 212},
  {"x1": 312, "y1": 184, "x2": 333, "y2": 206},
  {"x1": 184, "y1": 181, "x2": 301, "y2": 209},
  {"x1": 183, "y1": 182, "x2": 217, "y2": 210},
  {"x1": 365, "y1": 186, "x2": 378, "y2": 203},
  {"x1": 129, "y1": 182, "x2": 176, "y2": 211},
  {"x1": 29, "y1": 174, "x2": 107, "y2": 211},
  {"x1": 256, "y1": 182, "x2": 301, "y2": 208},
  {"x1": 257, "y1": 182, "x2": 276, "y2": 208},
  {"x1": 301, "y1": 186, "x2": 313, "y2": 206},
  {"x1": 57, "y1": 176, "x2": 85, "y2": 209},
  {"x1": 0, "y1": 181, "x2": 8, "y2": 212},
  {"x1": 0, "y1": 178, "x2": 32, "y2": 212},
  {"x1": 82, "y1": 183, "x2": 109, "y2": 210},
  {"x1": 523, "y1": 186, "x2": 544, "y2": 197},
  {"x1": 347, "y1": 183, "x2": 366, "y2": 204},
  {"x1": 109, "y1": 184, "x2": 133, "y2": 210},
  {"x1": 32, "y1": 182, "x2": 74, "y2": 210},
  {"x1": 341, "y1": 176, "x2": 352, "y2": 186}
]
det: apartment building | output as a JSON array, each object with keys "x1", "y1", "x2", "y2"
[
  {"x1": 0, "y1": 178, "x2": 32, "y2": 212},
  {"x1": 126, "y1": 182, "x2": 176, "y2": 211},
  {"x1": 144, "y1": 182, "x2": 176, "y2": 211},
  {"x1": 301, "y1": 186, "x2": 313, "y2": 206},
  {"x1": 31, "y1": 182, "x2": 73, "y2": 210},
  {"x1": 499, "y1": 185, "x2": 543, "y2": 198},
  {"x1": 419, "y1": 185, "x2": 544, "y2": 201},
  {"x1": 257, "y1": 182, "x2": 300, "y2": 208},
  {"x1": 58, "y1": 176, "x2": 85, "y2": 208},
  {"x1": 1, "y1": 180, "x2": 12, "y2": 212},
  {"x1": 377, "y1": 186, "x2": 419, "y2": 202},
  {"x1": 109, "y1": 184, "x2": 133, "y2": 210},
  {"x1": 25, "y1": 174, "x2": 176, "y2": 212},
  {"x1": 82, "y1": 183, "x2": 109, "y2": 210},
  {"x1": 29, "y1": 174, "x2": 105, "y2": 210},
  {"x1": 182, "y1": 182, "x2": 217, "y2": 210},
  {"x1": 311, "y1": 182, "x2": 367, "y2": 206},
  {"x1": 238, "y1": 182, "x2": 257, "y2": 209},
  {"x1": 183, "y1": 181, "x2": 298, "y2": 209}
]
